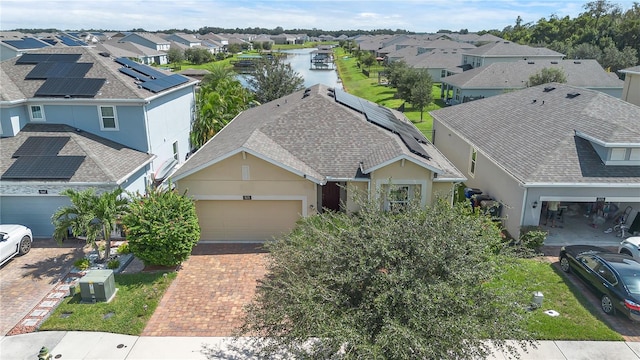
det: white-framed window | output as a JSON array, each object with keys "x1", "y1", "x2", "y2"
[
  {"x1": 29, "y1": 105, "x2": 46, "y2": 121},
  {"x1": 172, "y1": 141, "x2": 179, "y2": 161},
  {"x1": 98, "y1": 106, "x2": 118, "y2": 130},
  {"x1": 440, "y1": 69, "x2": 447, "y2": 78},
  {"x1": 383, "y1": 184, "x2": 421, "y2": 211},
  {"x1": 469, "y1": 147, "x2": 478, "y2": 177},
  {"x1": 630, "y1": 148, "x2": 640, "y2": 161},
  {"x1": 610, "y1": 148, "x2": 626, "y2": 161}
]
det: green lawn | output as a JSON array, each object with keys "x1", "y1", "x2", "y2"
[
  {"x1": 334, "y1": 47, "x2": 444, "y2": 140},
  {"x1": 40, "y1": 272, "x2": 176, "y2": 335},
  {"x1": 493, "y1": 258, "x2": 623, "y2": 341}
]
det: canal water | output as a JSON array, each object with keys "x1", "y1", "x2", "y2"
[{"x1": 238, "y1": 48, "x2": 342, "y2": 90}]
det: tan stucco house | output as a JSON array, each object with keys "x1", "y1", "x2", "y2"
[
  {"x1": 431, "y1": 83, "x2": 640, "y2": 239},
  {"x1": 172, "y1": 84, "x2": 465, "y2": 242}
]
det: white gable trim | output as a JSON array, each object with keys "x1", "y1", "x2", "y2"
[
  {"x1": 172, "y1": 147, "x2": 325, "y2": 185},
  {"x1": 364, "y1": 155, "x2": 442, "y2": 175}
]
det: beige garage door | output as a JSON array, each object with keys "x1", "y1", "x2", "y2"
[{"x1": 196, "y1": 200, "x2": 302, "y2": 241}]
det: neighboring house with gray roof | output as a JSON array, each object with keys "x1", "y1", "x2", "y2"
[
  {"x1": 403, "y1": 49, "x2": 465, "y2": 82},
  {"x1": 94, "y1": 40, "x2": 168, "y2": 65},
  {"x1": 431, "y1": 83, "x2": 640, "y2": 238},
  {"x1": 442, "y1": 59, "x2": 624, "y2": 104},
  {"x1": 0, "y1": 47, "x2": 198, "y2": 236},
  {"x1": 172, "y1": 84, "x2": 464, "y2": 242},
  {"x1": 164, "y1": 33, "x2": 201, "y2": 48},
  {"x1": 620, "y1": 65, "x2": 640, "y2": 107},
  {"x1": 0, "y1": 35, "x2": 51, "y2": 61},
  {"x1": 462, "y1": 41, "x2": 564, "y2": 69}
]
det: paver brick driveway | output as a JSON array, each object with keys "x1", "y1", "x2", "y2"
[
  {"x1": 142, "y1": 243, "x2": 267, "y2": 336},
  {"x1": 0, "y1": 239, "x2": 85, "y2": 335}
]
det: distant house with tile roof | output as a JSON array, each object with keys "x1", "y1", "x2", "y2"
[
  {"x1": 442, "y1": 59, "x2": 624, "y2": 104},
  {"x1": 620, "y1": 65, "x2": 640, "y2": 107},
  {"x1": 0, "y1": 47, "x2": 198, "y2": 236},
  {"x1": 462, "y1": 41, "x2": 565, "y2": 69},
  {"x1": 172, "y1": 84, "x2": 464, "y2": 242},
  {"x1": 431, "y1": 83, "x2": 640, "y2": 238}
]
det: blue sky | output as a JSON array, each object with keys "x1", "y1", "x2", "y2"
[{"x1": 1, "y1": 0, "x2": 638, "y2": 33}]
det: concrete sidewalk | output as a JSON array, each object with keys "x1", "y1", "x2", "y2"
[{"x1": 2, "y1": 331, "x2": 640, "y2": 360}]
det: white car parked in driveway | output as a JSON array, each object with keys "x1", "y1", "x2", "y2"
[
  {"x1": 619, "y1": 237, "x2": 640, "y2": 258},
  {"x1": 0, "y1": 224, "x2": 32, "y2": 266}
]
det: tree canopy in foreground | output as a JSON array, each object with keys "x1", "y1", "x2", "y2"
[{"x1": 238, "y1": 197, "x2": 534, "y2": 359}]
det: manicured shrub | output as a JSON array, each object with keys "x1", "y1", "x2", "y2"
[
  {"x1": 122, "y1": 185, "x2": 200, "y2": 266},
  {"x1": 107, "y1": 259, "x2": 120, "y2": 270},
  {"x1": 74, "y1": 258, "x2": 90, "y2": 270},
  {"x1": 117, "y1": 243, "x2": 130, "y2": 254}
]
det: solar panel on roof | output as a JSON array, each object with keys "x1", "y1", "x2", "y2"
[
  {"x1": 16, "y1": 53, "x2": 81, "y2": 64},
  {"x1": 58, "y1": 35, "x2": 87, "y2": 46},
  {"x1": 115, "y1": 57, "x2": 140, "y2": 68},
  {"x1": 2, "y1": 38, "x2": 49, "y2": 50},
  {"x1": 1, "y1": 156, "x2": 84, "y2": 180},
  {"x1": 41, "y1": 39, "x2": 57, "y2": 46},
  {"x1": 25, "y1": 62, "x2": 92, "y2": 79},
  {"x1": 140, "y1": 74, "x2": 189, "y2": 93},
  {"x1": 119, "y1": 67, "x2": 151, "y2": 81},
  {"x1": 35, "y1": 78, "x2": 105, "y2": 97},
  {"x1": 334, "y1": 88, "x2": 431, "y2": 159},
  {"x1": 12, "y1": 137, "x2": 70, "y2": 157}
]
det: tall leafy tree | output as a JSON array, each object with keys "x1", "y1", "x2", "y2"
[
  {"x1": 408, "y1": 69, "x2": 433, "y2": 122},
  {"x1": 238, "y1": 197, "x2": 534, "y2": 359},
  {"x1": 52, "y1": 188, "x2": 128, "y2": 261},
  {"x1": 247, "y1": 56, "x2": 304, "y2": 104},
  {"x1": 167, "y1": 48, "x2": 184, "y2": 64},
  {"x1": 528, "y1": 67, "x2": 568, "y2": 86},
  {"x1": 191, "y1": 73, "x2": 255, "y2": 150}
]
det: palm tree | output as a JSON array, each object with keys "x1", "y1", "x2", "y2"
[{"x1": 52, "y1": 188, "x2": 128, "y2": 261}]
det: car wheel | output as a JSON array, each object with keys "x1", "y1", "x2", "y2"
[
  {"x1": 620, "y1": 248, "x2": 633, "y2": 257},
  {"x1": 560, "y1": 256, "x2": 571, "y2": 273},
  {"x1": 18, "y1": 236, "x2": 31, "y2": 255},
  {"x1": 601, "y1": 294, "x2": 615, "y2": 315}
]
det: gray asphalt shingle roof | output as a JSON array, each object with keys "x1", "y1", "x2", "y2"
[
  {"x1": 442, "y1": 59, "x2": 623, "y2": 89},
  {"x1": 430, "y1": 83, "x2": 640, "y2": 184},
  {"x1": 173, "y1": 84, "x2": 464, "y2": 183},
  {"x1": 0, "y1": 123, "x2": 154, "y2": 184},
  {"x1": 0, "y1": 47, "x2": 197, "y2": 102},
  {"x1": 463, "y1": 41, "x2": 564, "y2": 57}
]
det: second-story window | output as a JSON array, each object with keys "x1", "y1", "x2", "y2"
[
  {"x1": 99, "y1": 106, "x2": 119, "y2": 130},
  {"x1": 172, "y1": 141, "x2": 179, "y2": 161},
  {"x1": 469, "y1": 147, "x2": 478, "y2": 177},
  {"x1": 29, "y1": 105, "x2": 46, "y2": 121}
]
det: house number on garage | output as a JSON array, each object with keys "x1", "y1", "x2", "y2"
[{"x1": 243, "y1": 195, "x2": 252, "y2": 200}]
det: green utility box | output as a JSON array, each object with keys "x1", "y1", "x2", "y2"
[{"x1": 79, "y1": 269, "x2": 116, "y2": 302}]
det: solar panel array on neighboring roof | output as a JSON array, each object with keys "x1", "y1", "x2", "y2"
[
  {"x1": 1, "y1": 156, "x2": 85, "y2": 180},
  {"x1": 12, "y1": 137, "x2": 70, "y2": 157},
  {"x1": 58, "y1": 35, "x2": 88, "y2": 47},
  {"x1": 2, "y1": 38, "x2": 50, "y2": 50},
  {"x1": 333, "y1": 89, "x2": 431, "y2": 159},
  {"x1": 116, "y1": 57, "x2": 189, "y2": 93},
  {"x1": 35, "y1": 78, "x2": 106, "y2": 97},
  {"x1": 16, "y1": 53, "x2": 81, "y2": 64},
  {"x1": 26, "y1": 62, "x2": 92, "y2": 79}
]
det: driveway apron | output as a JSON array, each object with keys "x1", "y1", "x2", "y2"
[
  {"x1": 142, "y1": 243, "x2": 267, "y2": 336},
  {"x1": 0, "y1": 239, "x2": 85, "y2": 335}
]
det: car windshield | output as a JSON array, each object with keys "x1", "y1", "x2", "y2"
[{"x1": 622, "y1": 275, "x2": 640, "y2": 295}]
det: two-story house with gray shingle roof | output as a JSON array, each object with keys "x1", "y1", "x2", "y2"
[
  {"x1": 118, "y1": 32, "x2": 169, "y2": 64},
  {"x1": 462, "y1": 41, "x2": 564, "y2": 69},
  {"x1": 431, "y1": 83, "x2": 640, "y2": 240},
  {"x1": 172, "y1": 84, "x2": 464, "y2": 242},
  {"x1": 0, "y1": 47, "x2": 198, "y2": 236},
  {"x1": 442, "y1": 59, "x2": 624, "y2": 104},
  {"x1": 165, "y1": 33, "x2": 202, "y2": 48}
]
